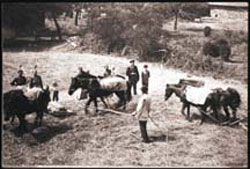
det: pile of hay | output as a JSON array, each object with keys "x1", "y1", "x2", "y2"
[{"x1": 203, "y1": 38, "x2": 231, "y2": 61}]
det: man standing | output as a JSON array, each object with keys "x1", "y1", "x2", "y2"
[
  {"x1": 126, "y1": 60, "x2": 139, "y2": 95},
  {"x1": 141, "y1": 64, "x2": 150, "y2": 90},
  {"x1": 30, "y1": 70, "x2": 43, "y2": 89},
  {"x1": 132, "y1": 86, "x2": 151, "y2": 143},
  {"x1": 10, "y1": 70, "x2": 27, "y2": 87}
]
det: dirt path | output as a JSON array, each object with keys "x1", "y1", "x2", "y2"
[{"x1": 2, "y1": 51, "x2": 248, "y2": 167}]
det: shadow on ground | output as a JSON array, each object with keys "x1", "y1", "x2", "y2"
[{"x1": 3, "y1": 38, "x2": 65, "y2": 52}]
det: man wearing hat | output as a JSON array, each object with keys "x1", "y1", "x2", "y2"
[
  {"x1": 10, "y1": 69, "x2": 27, "y2": 86},
  {"x1": 126, "y1": 59, "x2": 139, "y2": 95}
]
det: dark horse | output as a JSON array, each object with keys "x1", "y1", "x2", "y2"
[
  {"x1": 164, "y1": 83, "x2": 241, "y2": 125},
  {"x1": 68, "y1": 71, "x2": 131, "y2": 114},
  {"x1": 3, "y1": 86, "x2": 51, "y2": 132}
]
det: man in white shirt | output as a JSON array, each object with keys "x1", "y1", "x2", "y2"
[{"x1": 132, "y1": 86, "x2": 151, "y2": 143}]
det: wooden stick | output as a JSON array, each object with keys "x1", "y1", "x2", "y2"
[
  {"x1": 239, "y1": 122, "x2": 248, "y2": 131},
  {"x1": 199, "y1": 109, "x2": 220, "y2": 124},
  {"x1": 228, "y1": 118, "x2": 246, "y2": 127},
  {"x1": 101, "y1": 108, "x2": 131, "y2": 117}
]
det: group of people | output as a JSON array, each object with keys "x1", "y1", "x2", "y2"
[
  {"x1": 10, "y1": 66, "x2": 59, "y2": 102},
  {"x1": 11, "y1": 60, "x2": 152, "y2": 143},
  {"x1": 103, "y1": 59, "x2": 150, "y2": 95},
  {"x1": 126, "y1": 60, "x2": 151, "y2": 143},
  {"x1": 104, "y1": 60, "x2": 152, "y2": 143}
]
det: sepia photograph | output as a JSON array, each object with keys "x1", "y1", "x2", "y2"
[{"x1": 2, "y1": 2, "x2": 248, "y2": 168}]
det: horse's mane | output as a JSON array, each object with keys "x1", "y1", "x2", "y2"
[
  {"x1": 167, "y1": 83, "x2": 187, "y2": 90},
  {"x1": 75, "y1": 72, "x2": 97, "y2": 80}
]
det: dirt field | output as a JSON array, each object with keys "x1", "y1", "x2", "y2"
[{"x1": 2, "y1": 51, "x2": 248, "y2": 167}]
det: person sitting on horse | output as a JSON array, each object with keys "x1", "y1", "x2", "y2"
[
  {"x1": 77, "y1": 67, "x2": 89, "y2": 78},
  {"x1": 30, "y1": 70, "x2": 43, "y2": 89},
  {"x1": 10, "y1": 70, "x2": 27, "y2": 87}
]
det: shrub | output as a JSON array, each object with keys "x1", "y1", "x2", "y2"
[{"x1": 203, "y1": 38, "x2": 231, "y2": 61}]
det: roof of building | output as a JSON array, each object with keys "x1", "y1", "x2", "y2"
[{"x1": 208, "y1": 2, "x2": 248, "y2": 8}]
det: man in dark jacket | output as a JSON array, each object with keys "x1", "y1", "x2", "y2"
[
  {"x1": 30, "y1": 70, "x2": 43, "y2": 89},
  {"x1": 10, "y1": 70, "x2": 27, "y2": 86},
  {"x1": 126, "y1": 60, "x2": 139, "y2": 95}
]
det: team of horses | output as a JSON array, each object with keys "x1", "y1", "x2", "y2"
[
  {"x1": 164, "y1": 79, "x2": 241, "y2": 125},
  {"x1": 3, "y1": 69, "x2": 242, "y2": 134}
]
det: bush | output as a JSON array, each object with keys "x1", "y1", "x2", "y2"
[
  {"x1": 203, "y1": 38, "x2": 231, "y2": 61},
  {"x1": 83, "y1": 4, "x2": 169, "y2": 61}
]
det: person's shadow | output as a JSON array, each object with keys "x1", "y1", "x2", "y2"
[{"x1": 149, "y1": 134, "x2": 166, "y2": 142}]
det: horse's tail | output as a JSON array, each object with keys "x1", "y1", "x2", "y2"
[
  {"x1": 227, "y1": 87, "x2": 241, "y2": 109},
  {"x1": 126, "y1": 81, "x2": 132, "y2": 102}
]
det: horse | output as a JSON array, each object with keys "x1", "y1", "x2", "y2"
[
  {"x1": 3, "y1": 86, "x2": 51, "y2": 132},
  {"x1": 164, "y1": 83, "x2": 222, "y2": 125},
  {"x1": 217, "y1": 87, "x2": 241, "y2": 120},
  {"x1": 68, "y1": 71, "x2": 131, "y2": 114},
  {"x1": 164, "y1": 83, "x2": 241, "y2": 124}
]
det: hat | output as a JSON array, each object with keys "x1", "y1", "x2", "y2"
[
  {"x1": 129, "y1": 59, "x2": 135, "y2": 63},
  {"x1": 144, "y1": 65, "x2": 148, "y2": 68},
  {"x1": 18, "y1": 70, "x2": 23, "y2": 74}
]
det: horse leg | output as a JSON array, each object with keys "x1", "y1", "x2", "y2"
[
  {"x1": 231, "y1": 106, "x2": 237, "y2": 120},
  {"x1": 37, "y1": 111, "x2": 44, "y2": 126},
  {"x1": 17, "y1": 114, "x2": 27, "y2": 133},
  {"x1": 223, "y1": 106, "x2": 230, "y2": 121},
  {"x1": 100, "y1": 97, "x2": 108, "y2": 108},
  {"x1": 181, "y1": 103, "x2": 187, "y2": 117},
  {"x1": 85, "y1": 98, "x2": 93, "y2": 114},
  {"x1": 199, "y1": 107, "x2": 206, "y2": 125},
  {"x1": 187, "y1": 104, "x2": 191, "y2": 121},
  {"x1": 121, "y1": 93, "x2": 126, "y2": 110},
  {"x1": 10, "y1": 115, "x2": 15, "y2": 125},
  {"x1": 94, "y1": 98, "x2": 98, "y2": 113}
]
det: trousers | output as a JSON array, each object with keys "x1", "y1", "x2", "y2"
[
  {"x1": 139, "y1": 120, "x2": 149, "y2": 142},
  {"x1": 130, "y1": 81, "x2": 137, "y2": 95}
]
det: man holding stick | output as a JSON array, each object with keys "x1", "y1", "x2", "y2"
[{"x1": 132, "y1": 86, "x2": 151, "y2": 143}]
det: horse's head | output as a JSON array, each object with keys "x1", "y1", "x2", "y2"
[
  {"x1": 68, "y1": 76, "x2": 90, "y2": 95},
  {"x1": 38, "y1": 86, "x2": 51, "y2": 111},
  {"x1": 226, "y1": 87, "x2": 241, "y2": 108},
  {"x1": 69, "y1": 77, "x2": 80, "y2": 95},
  {"x1": 165, "y1": 84, "x2": 174, "y2": 101}
]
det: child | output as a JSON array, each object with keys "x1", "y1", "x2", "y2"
[
  {"x1": 51, "y1": 82, "x2": 59, "y2": 102},
  {"x1": 141, "y1": 65, "x2": 150, "y2": 90}
]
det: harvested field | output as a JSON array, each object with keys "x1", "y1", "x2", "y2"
[{"x1": 2, "y1": 51, "x2": 248, "y2": 167}]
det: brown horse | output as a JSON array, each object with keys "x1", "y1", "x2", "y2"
[
  {"x1": 164, "y1": 83, "x2": 241, "y2": 124},
  {"x1": 164, "y1": 83, "x2": 222, "y2": 125}
]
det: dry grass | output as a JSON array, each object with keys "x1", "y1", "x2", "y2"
[{"x1": 2, "y1": 50, "x2": 248, "y2": 167}]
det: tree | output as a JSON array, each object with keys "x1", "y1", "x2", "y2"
[
  {"x1": 164, "y1": 3, "x2": 209, "y2": 30},
  {"x1": 2, "y1": 3, "x2": 72, "y2": 39}
]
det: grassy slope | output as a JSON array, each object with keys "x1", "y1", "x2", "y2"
[{"x1": 2, "y1": 51, "x2": 248, "y2": 167}]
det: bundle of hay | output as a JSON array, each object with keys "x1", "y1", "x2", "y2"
[{"x1": 203, "y1": 38, "x2": 231, "y2": 61}]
